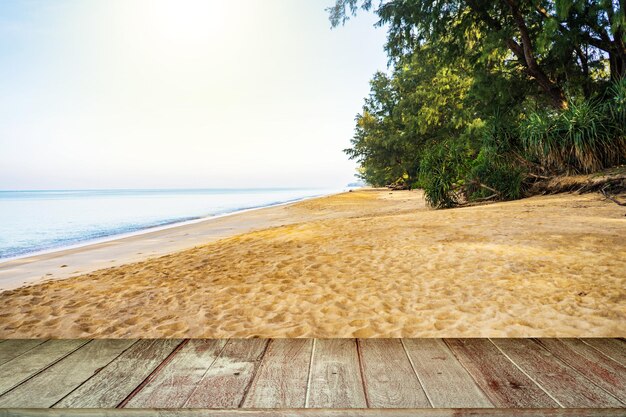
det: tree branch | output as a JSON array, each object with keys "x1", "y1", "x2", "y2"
[{"x1": 502, "y1": 0, "x2": 567, "y2": 108}]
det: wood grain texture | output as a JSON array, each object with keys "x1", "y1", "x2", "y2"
[
  {"x1": 184, "y1": 339, "x2": 268, "y2": 408},
  {"x1": 307, "y1": 339, "x2": 366, "y2": 408},
  {"x1": 0, "y1": 337, "x2": 625, "y2": 413},
  {"x1": 535, "y1": 339, "x2": 626, "y2": 403},
  {"x1": 0, "y1": 340, "x2": 135, "y2": 408},
  {"x1": 445, "y1": 339, "x2": 558, "y2": 408},
  {"x1": 242, "y1": 339, "x2": 314, "y2": 408},
  {"x1": 4, "y1": 409, "x2": 624, "y2": 417},
  {"x1": 125, "y1": 339, "x2": 227, "y2": 408},
  {"x1": 358, "y1": 339, "x2": 430, "y2": 408},
  {"x1": 491, "y1": 338, "x2": 622, "y2": 407},
  {"x1": 53, "y1": 339, "x2": 182, "y2": 408},
  {"x1": 0, "y1": 340, "x2": 46, "y2": 366},
  {"x1": 0, "y1": 339, "x2": 88, "y2": 396},
  {"x1": 581, "y1": 338, "x2": 626, "y2": 365},
  {"x1": 402, "y1": 339, "x2": 492, "y2": 408}
]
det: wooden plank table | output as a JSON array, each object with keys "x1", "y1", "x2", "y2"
[{"x1": 0, "y1": 338, "x2": 624, "y2": 416}]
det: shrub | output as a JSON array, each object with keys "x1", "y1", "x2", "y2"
[
  {"x1": 521, "y1": 80, "x2": 626, "y2": 174},
  {"x1": 466, "y1": 147, "x2": 524, "y2": 201},
  {"x1": 418, "y1": 139, "x2": 471, "y2": 208}
]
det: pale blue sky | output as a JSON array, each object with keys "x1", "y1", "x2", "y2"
[{"x1": 0, "y1": 0, "x2": 387, "y2": 190}]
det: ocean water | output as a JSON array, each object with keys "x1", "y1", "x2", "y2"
[{"x1": 0, "y1": 188, "x2": 340, "y2": 260}]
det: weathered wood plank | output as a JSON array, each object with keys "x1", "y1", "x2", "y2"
[
  {"x1": 491, "y1": 338, "x2": 622, "y2": 407},
  {"x1": 307, "y1": 339, "x2": 366, "y2": 408},
  {"x1": 2, "y1": 409, "x2": 626, "y2": 417},
  {"x1": 0, "y1": 340, "x2": 135, "y2": 408},
  {"x1": 124, "y1": 339, "x2": 227, "y2": 408},
  {"x1": 184, "y1": 339, "x2": 268, "y2": 408},
  {"x1": 402, "y1": 339, "x2": 492, "y2": 408},
  {"x1": 358, "y1": 339, "x2": 430, "y2": 408},
  {"x1": 0, "y1": 339, "x2": 88, "y2": 396},
  {"x1": 0, "y1": 340, "x2": 46, "y2": 366},
  {"x1": 536, "y1": 339, "x2": 626, "y2": 402},
  {"x1": 0, "y1": 337, "x2": 625, "y2": 413},
  {"x1": 53, "y1": 339, "x2": 183, "y2": 408},
  {"x1": 242, "y1": 339, "x2": 314, "y2": 408},
  {"x1": 445, "y1": 339, "x2": 557, "y2": 408},
  {"x1": 581, "y1": 338, "x2": 626, "y2": 365}
]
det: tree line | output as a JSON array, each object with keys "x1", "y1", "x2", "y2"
[{"x1": 329, "y1": 0, "x2": 626, "y2": 207}]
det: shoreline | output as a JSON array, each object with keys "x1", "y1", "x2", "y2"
[
  {"x1": 1, "y1": 188, "x2": 624, "y2": 338},
  {"x1": 0, "y1": 190, "x2": 341, "y2": 265},
  {"x1": 0, "y1": 190, "x2": 347, "y2": 292}
]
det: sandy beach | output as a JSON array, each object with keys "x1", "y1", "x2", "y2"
[
  {"x1": 0, "y1": 194, "x2": 346, "y2": 292},
  {"x1": 0, "y1": 189, "x2": 624, "y2": 338}
]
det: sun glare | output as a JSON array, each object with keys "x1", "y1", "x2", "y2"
[
  {"x1": 154, "y1": 0, "x2": 224, "y2": 39},
  {"x1": 121, "y1": 0, "x2": 231, "y2": 48}
]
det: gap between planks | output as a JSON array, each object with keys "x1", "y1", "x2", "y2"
[
  {"x1": 237, "y1": 339, "x2": 272, "y2": 408},
  {"x1": 303, "y1": 339, "x2": 316, "y2": 408},
  {"x1": 117, "y1": 339, "x2": 189, "y2": 408},
  {"x1": 355, "y1": 339, "x2": 370, "y2": 408},
  {"x1": 488, "y1": 338, "x2": 565, "y2": 408},
  {"x1": 49, "y1": 340, "x2": 139, "y2": 408},
  {"x1": 0, "y1": 340, "x2": 90, "y2": 397},
  {"x1": 400, "y1": 339, "x2": 433, "y2": 408},
  {"x1": 580, "y1": 339, "x2": 626, "y2": 365},
  {"x1": 491, "y1": 338, "x2": 624, "y2": 407},
  {"x1": 0, "y1": 338, "x2": 624, "y2": 411}
]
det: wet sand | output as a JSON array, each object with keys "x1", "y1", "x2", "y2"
[{"x1": 0, "y1": 189, "x2": 624, "y2": 338}]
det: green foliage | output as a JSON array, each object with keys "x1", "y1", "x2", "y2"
[
  {"x1": 346, "y1": 46, "x2": 472, "y2": 188},
  {"x1": 467, "y1": 147, "x2": 525, "y2": 201},
  {"x1": 463, "y1": 119, "x2": 524, "y2": 202},
  {"x1": 332, "y1": 1, "x2": 626, "y2": 208},
  {"x1": 608, "y1": 77, "x2": 626, "y2": 134},
  {"x1": 521, "y1": 83, "x2": 626, "y2": 173},
  {"x1": 327, "y1": 0, "x2": 375, "y2": 27},
  {"x1": 418, "y1": 120, "x2": 526, "y2": 208},
  {"x1": 418, "y1": 139, "x2": 470, "y2": 208}
]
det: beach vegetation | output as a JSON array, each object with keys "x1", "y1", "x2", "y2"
[{"x1": 330, "y1": 0, "x2": 626, "y2": 208}]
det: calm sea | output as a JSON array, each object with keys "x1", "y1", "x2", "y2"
[{"x1": 0, "y1": 188, "x2": 340, "y2": 260}]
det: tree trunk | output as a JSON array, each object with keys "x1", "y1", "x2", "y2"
[
  {"x1": 608, "y1": 39, "x2": 626, "y2": 81},
  {"x1": 503, "y1": 0, "x2": 568, "y2": 109},
  {"x1": 529, "y1": 68, "x2": 569, "y2": 109},
  {"x1": 469, "y1": 0, "x2": 568, "y2": 108},
  {"x1": 608, "y1": 4, "x2": 626, "y2": 80}
]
